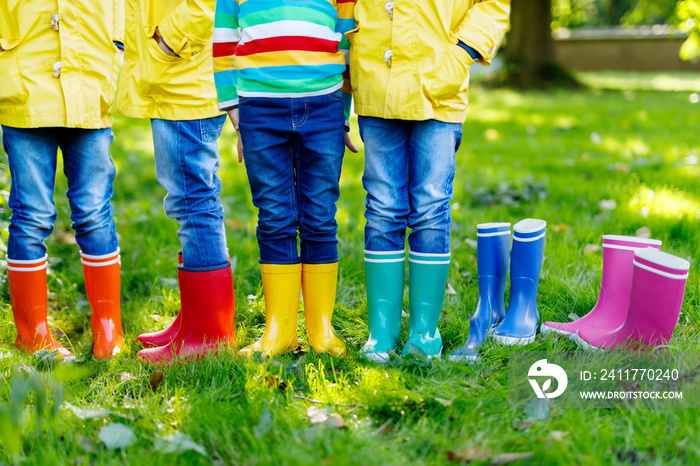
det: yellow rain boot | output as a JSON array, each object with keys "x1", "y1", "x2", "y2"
[
  {"x1": 239, "y1": 263, "x2": 300, "y2": 357},
  {"x1": 302, "y1": 262, "x2": 346, "y2": 356}
]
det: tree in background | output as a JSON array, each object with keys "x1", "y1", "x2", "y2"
[
  {"x1": 676, "y1": 0, "x2": 700, "y2": 60},
  {"x1": 505, "y1": 0, "x2": 698, "y2": 87}
]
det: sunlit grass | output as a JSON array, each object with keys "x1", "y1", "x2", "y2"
[{"x1": 628, "y1": 185, "x2": 700, "y2": 220}]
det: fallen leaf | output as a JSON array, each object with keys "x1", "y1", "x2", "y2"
[
  {"x1": 583, "y1": 244, "x2": 602, "y2": 255},
  {"x1": 434, "y1": 397, "x2": 453, "y2": 407},
  {"x1": 375, "y1": 425, "x2": 395, "y2": 436},
  {"x1": 446, "y1": 446, "x2": 492, "y2": 463},
  {"x1": 567, "y1": 313, "x2": 581, "y2": 321},
  {"x1": 56, "y1": 232, "x2": 77, "y2": 244},
  {"x1": 120, "y1": 372, "x2": 133, "y2": 383},
  {"x1": 159, "y1": 278, "x2": 178, "y2": 289},
  {"x1": 636, "y1": 226, "x2": 651, "y2": 238},
  {"x1": 598, "y1": 199, "x2": 616, "y2": 211},
  {"x1": 154, "y1": 433, "x2": 207, "y2": 456},
  {"x1": 464, "y1": 238, "x2": 478, "y2": 249},
  {"x1": 225, "y1": 218, "x2": 243, "y2": 230},
  {"x1": 491, "y1": 452, "x2": 534, "y2": 464},
  {"x1": 550, "y1": 430, "x2": 569, "y2": 441},
  {"x1": 512, "y1": 419, "x2": 535, "y2": 431},
  {"x1": 148, "y1": 314, "x2": 163, "y2": 322},
  {"x1": 445, "y1": 283, "x2": 457, "y2": 296},
  {"x1": 613, "y1": 163, "x2": 629, "y2": 174},
  {"x1": 306, "y1": 407, "x2": 347, "y2": 428},
  {"x1": 260, "y1": 375, "x2": 287, "y2": 392},
  {"x1": 76, "y1": 435, "x2": 97, "y2": 453},
  {"x1": 52, "y1": 328, "x2": 66, "y2": 338},
  {"x1": 524, "y1": 397, "x2": 550, "y2": 421},
  {"x1": 98, "y1": 423, "x2": 136, "y2": 450},
  {"x1": 551, "y1": 224, "x2": 568, "y2": 233},
  {"x1": 150, "y1": 370, "x2": 164, "y2": 391},
  {"x1": 590, "y1": 132, "x2": 602, "y2": 145},
  {"x1": 65, "y1": 402, "x2": 116, "y2": 420}
]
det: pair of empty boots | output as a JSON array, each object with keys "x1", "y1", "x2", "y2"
[
  {"x1": 541, "y1": 235, "x2": 690, "y2": 350},
  {"x1": 136, "y1": 252, "x2": 236, "y2": 363},
  {"x1": 7, "y1": 250, "x2": 123, "y2": 361},
  {"x1": 449, "y1": 219, "x2": 547, "y2": 362}
]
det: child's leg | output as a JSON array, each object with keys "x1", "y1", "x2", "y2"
[
  {"x1": 3, "y1": 126, "x2": 72, "y2": 358},
  {"x1": 58, "y1": 128, "x2": 119, "y2": 255},
  {"x1": 58, "y1": 127, "x2": 123, "y2": 360},
  {"x1": 4, "y1": 126, "x2": 60, "y2": 260},
  {"x1": 358, "y1": 116, "x2": 412, "y2": 361},
  {"x1": 137, "y1": 115, "x2": 235, "y2": 363},
  {"x1": 403, "y1": 119, "x2": 462, "y2": 359},
  {"x1": 295, "y1": 92, "x2": 346, "y2": 355},
  {"x1": 237, "y1": 97, "x2": 300, "y2": 357},
  {"x1": 150, "y1": 116, "x2": 229, "y2": 269}
]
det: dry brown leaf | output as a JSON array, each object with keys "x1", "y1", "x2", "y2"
[
  {"x1": 446, "y1": 446, "x2": 492, "y2": 463},
  {"x1": 306, "y1": 407, "x2": 347, "y2": 429},
  {"x1": 512, "y1": 419, "x2": 535, "y2": 431},
  {"x1": 120, "y1": 372, "x2": 133, "y2": 383},
  {"x1": 583, "y1": 244, "x2": 602, "y2": 255},
  {"x1": 446, "y1": 283, "x2": 457, "y2": 295},
  {"x1": 149, "y1": 370, "x2": 164, "y2": 391},
  {"x1": 551, "y1": 224, "x2": 569, "y2": 233},
  {"x1": 56, "y1": 232, "x2": 77, "y2": 244},
  {"x1": 614, "y1": 163, "x2": 630, "y2": 174},
  {"x1": 598, "y1": 199, "x2": 617, "y2": 211},
  {"x1": 225, "y1": 218, "x2": 243, "y2": 230},
  {"x1": 636, "y1": 226, "x2": 651, "y2": 238},
  {"x1": 491, "y1": 452, "x2": 534, "y2": 465}
]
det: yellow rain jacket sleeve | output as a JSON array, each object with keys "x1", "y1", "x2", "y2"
[
  {"x1": 0, "y1": 0, "x2": 124, "y2": 128},
  {"x1": 113, "y1": 0, "x2": 222, "y2": 121},
  {"x1": 350, "y1": 0, "x2": 510, "y2": 123}
]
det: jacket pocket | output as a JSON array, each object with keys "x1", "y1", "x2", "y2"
[
  {"x1": 428, "y1": 45, "x2": 474, "y2": 103},
  {"x1": 137, "y1": 31, "x2": 202, "y2": 100},
  {"x1": 345, "y1": 27, "x2": 360, "y2": 92},
  {"x1": 102, "y1": 44, "x2": 125, "y2": 114},
  {"x1": 0, "y1": 44, "x2": 27, "y2": 105}
]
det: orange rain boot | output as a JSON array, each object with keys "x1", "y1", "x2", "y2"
[
  {"x1": 136, "y1": 251, "x2": 184, "y2": 348},
  {"x1": 302, "y1": 263, "x2": 346, "y2": 356},
  {"x1": 137, "y1": 264, "x2": 236, "y2": 363},
  {"x1": 81, "y1": 250, "x2": 124, "y2": 360},
  {"x1": 7, "y1": 256, "x2": 73, "y2": 359}
]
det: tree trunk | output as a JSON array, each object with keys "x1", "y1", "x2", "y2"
[{"x1": 504, "y1": 0, "x2": 574, "y2": 87}]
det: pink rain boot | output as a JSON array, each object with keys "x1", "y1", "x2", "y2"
[
  {"x1": 540, "y1": 235, "x2": 661, "y2": 337},
  {"x1": 575, "y1": 248, "x2": 690, "y2": 351}
]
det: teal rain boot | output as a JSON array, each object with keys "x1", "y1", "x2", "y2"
[
  {"x1": 360, "y1": 250, "x2": 405, "y2": 363},
  {"x1": 402, "y1": 251, "x2": 450, "y2": 360}
]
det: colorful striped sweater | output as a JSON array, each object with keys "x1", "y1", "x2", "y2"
[{"x1": 213, "y1": 0, "x2": 355, "y2": 122}]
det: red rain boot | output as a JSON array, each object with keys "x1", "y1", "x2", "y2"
[
  {"x1": 136, "y1": 251, "x2": 184, "y2": 348},
  {"x1": 137, "y1": 264, "x2": 236, "y2": 363}
]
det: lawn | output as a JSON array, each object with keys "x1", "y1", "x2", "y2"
[{"x1": 0, "y1": 73, "x2": 699, "y2": 465}]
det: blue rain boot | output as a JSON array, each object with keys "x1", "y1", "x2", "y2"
[
  {"x1": 491, "y1": 219, "x2": 546, "y2": 346},
  {"x1": 360, "y1": 250, "x2": 405, "y2": 363},
  {"x1": 449, "y1": 223, "x2": 511, "y2": 362},
  {"x1": 402, "y1": 251, "x2": 450, "y2": 360}
]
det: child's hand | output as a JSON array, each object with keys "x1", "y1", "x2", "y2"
[
  {"x1": 344, "y1": 132, "x2": 358, "y2": 153},
  {"x1": 226, "y1": 108, "x2": 244, "y2": 163}
]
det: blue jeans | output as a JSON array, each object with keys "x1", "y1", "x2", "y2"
[
  {"x1": 238, "y1": 92, "x2": 345, "y2": 264},
  {"x1": 359, "y1": 116, "x2": 462, "y2": 254},
  {"x1": 151, "y1": 116, "x2": 229, "y2": 270},
  {"x1": 2, "y1": 126, "x2": 119, "y2": 260}
]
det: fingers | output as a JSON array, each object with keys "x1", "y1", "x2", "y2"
[{"x1": 344, "y1": 132, "x2": 359, "y2": 153}]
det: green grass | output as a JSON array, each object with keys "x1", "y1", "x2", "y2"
[{"x1": 0, "y1": 74, "x2": 699, "y2": 465}]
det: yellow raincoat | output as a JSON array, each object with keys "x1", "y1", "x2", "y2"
[
  {"x1": 0, "y1": 0, "x2": 124, "y2": 128},
  {"x1": 349, "y1": 0, "x2": 510, "y2": 123},
  {"x1": 113, "y1": 0, "x2": 221, "y2": 121}
]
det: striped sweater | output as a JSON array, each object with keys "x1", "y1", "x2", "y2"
[{"x1": 213, "y1": 0, "x2": 355, "y2": 121}]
